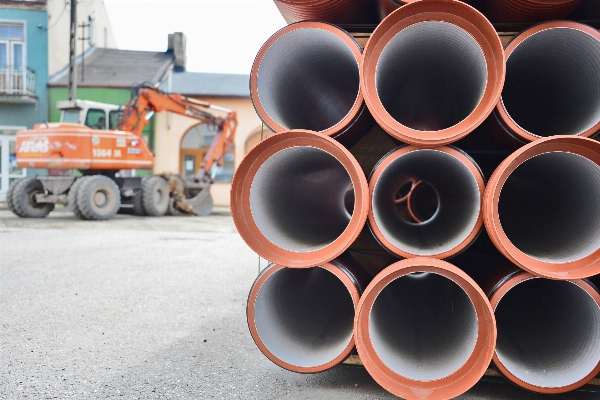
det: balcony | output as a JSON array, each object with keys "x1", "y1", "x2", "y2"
[
  {"x1": 0, "y1": 1, "x2": 47, "y2": 9},
  {"x1": 0, "y1": 66, "x2": 37, "y2": 103}
]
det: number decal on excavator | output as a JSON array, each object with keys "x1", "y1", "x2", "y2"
[{"x1": 92, "y1": 148, "x2": 112, "y2": 157}]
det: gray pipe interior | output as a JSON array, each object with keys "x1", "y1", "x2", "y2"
[
  {"x1": 257, "y1": 27, "x2": 360, "y2": 131},
  {"x1": 253, "y1": 266, "x2": 355, "y2": 368},
  {"x1": 498, "y1": 152, "x2": 600, "y2": 263},
  {"x1": 502, "y1": 28, "x2": 600, "y2": 136},
  {"x1": 369, "y1": 272, "x2": 478, "y2": 380},
  {"x1": 372, "y1": 149, "x2": 481, "y2": 255},
  {"x1": 495, "y1": 279, "x2": 600, "y2": 388},
  {"x1": 376, "y1": 21, "x2": 488, "y2": 131},
  {"x1": 250, "y1": 147, "x2": 354, "y2": 252}
]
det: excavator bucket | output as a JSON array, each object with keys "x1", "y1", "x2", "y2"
[
  {"x1": 179, "y1": 187, "x2": 213, "y2": 216},
  {"x1": 161, "y1": 173, "x2": 213, "y2": 216}
]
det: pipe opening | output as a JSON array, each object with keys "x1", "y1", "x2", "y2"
[
  {"x1": 250, "y1": 146, "x2": 354, "y2": 252},
  {"x1": 394, "y1": 180, "x2": 440, "y2": 224},
  {"x1": 498, "y1": 152, "x2": 600, "y2": 263},
  {"x1": 502, "y1": 28, "x2": 600, "y2": 136},
  {"x1": 257, "y1": 27, "x2": 360, "y2": 132},
  {"x1": 408, "y1": 181, "x2": 439, "y2": 223},
  {"x1": 372, "y1": 150, "x2": 481, "y2": 255},
  {"x1": 253, "y1": 266, "x2": 355, "y2": 368},
  {"x1": 495, "y1": 279, "x2": 600, "y2": 388},
  {"x1": 376, "y1": 21, "x2": 487, "y2": 131},
  {"x1": 369, "y1": 272, "x2": 478, "y2": 380}
]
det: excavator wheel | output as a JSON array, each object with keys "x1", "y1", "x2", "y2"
[
  {"x1": 76, "y1": 175, "x2": 121, "y2": 220},
  {"x1": 6, "y1": 178, "x2": 21, "y2": 216},
  {"x1": 131, "y1": 176, "x2": 148, "y2": 216},
  {"x1": 67, "y1": 176, "x2": 91, "y2": 220},
  {"x1": 12, "y1": 177, "x2": 55, "y2": 218},
  {"x1": 142, "y1": 176, "x2": 169, "y2": 216}
]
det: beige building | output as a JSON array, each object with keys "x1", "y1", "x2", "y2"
[
  {"x1": 156, "y1": 71, "x2": 265, "y2": 206},
  {"x1": 47, "y1": 0, "x2": 117, "y2": 76}
]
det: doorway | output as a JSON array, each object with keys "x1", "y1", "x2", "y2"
[{"x1": 0, "y1": 126, "x2": 27, "y2": 201}]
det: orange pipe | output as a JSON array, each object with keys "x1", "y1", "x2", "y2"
[
  {"x1": 484, "y1": 0, "x2": 582, "y2": 23},
  {"x1": 247, "y1": 258, "x2": 367, "y2": 373},
  {"x1": 354, "y1": 258, "x2": 496, "y2": 400},
  {"x1": 377, "y1": 0, "x2": 472, "y2": 20},
  {"x1": 274, "y1": 0, "x2": 378, "y2": 24},
  {"x1": 361, "y1": 0, "x2": 505, "y2": 146},
  {"x1": 250, "y1": 22, "x2": 373, "y2": 145},
  {"x1": 368, "y1": 146, "x2": 485, "y2": 259},
  {"x1": 495, "y1": 21, "x2": 600, "y2": 143},
  {"x1": 489, "y1": 271, "x2": 600, "y2": 393},
  {"x1": 484, "y1": 136, "x2": 600, "y2": 279},
  {"x1": 231, "y1": 130, "x2": 369, "y2": 268}
]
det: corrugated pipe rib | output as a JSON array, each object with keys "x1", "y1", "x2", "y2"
[
  {"x1": 369, "y1": 146, "x2": 485, "y2": 259},
  {"x1": 251, "y1": 22, "x2": 372, "y2": 145},
  {"x1": 247, "y1": 258, "x2": 365, "y2": 373},
  {"x1": 355, "y1": 258, "x2": 496, "y2": 400},
  {"x1": 231, "y1": 130, "x2": 369, "y2": 268},
  {"x1": 484, "y1": 136, "x2": 600, "y2": 279},
  {"x1": 485, "y1": 0, "x2": 582, "y2": 23},
  {"x1": 377, "y1": 0, "x2": 472, "y2": 20},
  {"x1": 489, "y1": 271, "x2": 600, "y2": 393},
  {"x1": 496, "y1": 22, "x2": 600, "y2": 143},
  {"x1": 362, "y1": 0, "x2": 505, "y2": 146},
  {"x1": 273, "y1": 0, "x2": 377, "y2": 24}
]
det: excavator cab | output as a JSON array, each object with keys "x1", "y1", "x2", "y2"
[{"x1": 57, "y1": 100, "x2": 122, "y2": 130}]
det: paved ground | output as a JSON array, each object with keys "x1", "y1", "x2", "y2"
[{"x1": 1, "y1": 206, "x2": 598, "y2": 399}]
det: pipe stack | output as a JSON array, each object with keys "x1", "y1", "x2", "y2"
[{"x1": 233, "y1": 0, "x2": 600, "y2": 398}]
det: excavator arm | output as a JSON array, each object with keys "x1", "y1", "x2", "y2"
[{"x1": 119, "y1": 86, "x2": 238, "y2": 215}]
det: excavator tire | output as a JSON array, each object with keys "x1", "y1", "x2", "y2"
[
  {"x1": 6, "y1": 178, "x2": 21, "y2": 216},
  {"x1": 77, "y1": 175, "x2": 120, "y2": 220},
  {"x1": 67, "y1": 176, "x2": 90, "y2": 220},
  {"x1": 12, "y1": 177, "x2": 55, "y2": 218},
  {"x1": 142, "y1": 176, "x2": 169, "y2": 216},
  {"x1": 131, "y1": 176, "x2": 149, "y2": 216}
]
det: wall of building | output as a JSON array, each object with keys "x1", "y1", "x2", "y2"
[
  {"x1": 47, "y1": 0, "x2": 117, "y2": 76},
  {"x1": 154, "y1": 96, "x2": 262, "y2": 206},
  {"x1": 0, "y1": 7, "x2": 49, "y2": 128}
]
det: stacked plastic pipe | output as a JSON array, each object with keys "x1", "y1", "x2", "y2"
[
  {"x1": 275, "y1": 0, "x2": 593, "y2": 24},
  {"x1": 232, "y1": 1, "x2": 600, "y2": 398}
]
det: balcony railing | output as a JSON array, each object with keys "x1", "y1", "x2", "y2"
[
  {"x1": 0, "y1": 66, "x2": 35, "y2": 96},
  {"x1": 0, "y1": 1, "x2": 47, "y2": 4}
]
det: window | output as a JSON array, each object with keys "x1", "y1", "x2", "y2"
[
  {"x1": 180, "y1": 123, "x2": 235, "y2": 182},
  {"x1": 213, "y1": 150, "x2": 235, "y2": 183},
  {"x1": 0, "y1": 24, "x2": 24, "y2": 41},
  {"x1": 109, "y1": 110, "x2": 123, "y2": 130},
  {"x1": 85, "y1": 109, "x2": 107, "y2": 130},
  {"x1": 62, "y1": 109, "x2": 80, "y2": 123},
  {"x1": 0, "y1": 22, "x2": 26, "y2": 94}
]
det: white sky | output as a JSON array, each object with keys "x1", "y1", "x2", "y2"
[{"x1": 103, "y1": 0, "x2": 286, "y2": 75}]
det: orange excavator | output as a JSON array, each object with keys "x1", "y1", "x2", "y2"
[{"x1": 7, "y1": 85, "x2": 237, "y2": 220}]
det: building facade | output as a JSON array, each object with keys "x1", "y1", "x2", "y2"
[
  {"x1": 156, "y1": 71, "x2": 264, "y2": 206},
  {"x1": 0, "y1": 0, "x2": 49, "y2": 199},
  {"x1": 47, "y1": 0, "x2": 117, "y2": 76},
  {"x1": 0, "y1": 0, "x2": 116, "y2": 200}
]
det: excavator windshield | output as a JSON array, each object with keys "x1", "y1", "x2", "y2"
[{"x1": 62, "y1": 109, "x2": 80, "y2": 123}]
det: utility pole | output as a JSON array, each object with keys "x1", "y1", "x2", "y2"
[
  {"x1": 68, "y1": 0, "x2": 77, "y2": 101},
  {"x1": 78, "y1": 20, "x2": 90, "y2": 82}
]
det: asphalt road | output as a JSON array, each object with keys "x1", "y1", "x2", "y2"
[{"x1": 1, "y1": 206, "x2": 598, "y2": 399}]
